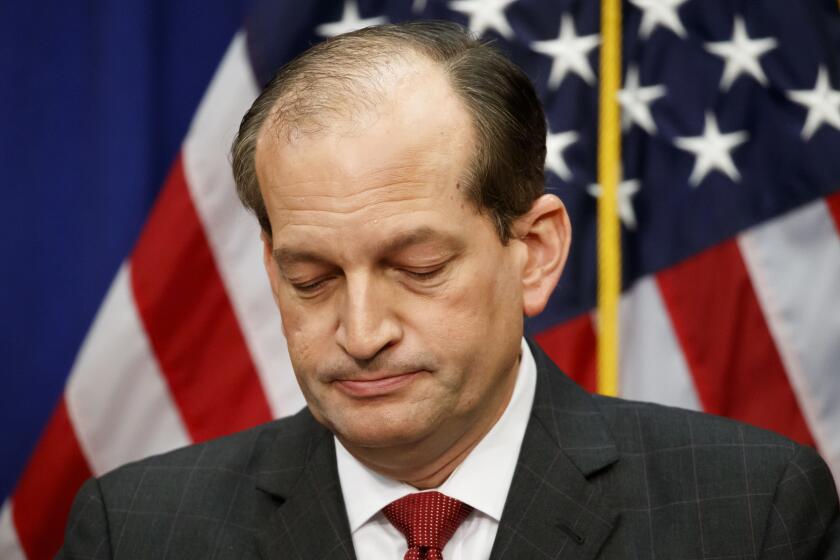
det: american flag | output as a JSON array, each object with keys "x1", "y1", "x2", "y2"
[{"x1": 2, "y1": 1, "x2": 840, "y2": 558}]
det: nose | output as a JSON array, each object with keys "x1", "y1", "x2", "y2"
[{"x1": 335, "y1": 273, "x2": 402, "y2": 361}]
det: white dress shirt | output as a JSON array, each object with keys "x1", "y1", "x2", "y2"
[{"x1": 335, "y1": 338, "x2": 537, "y2": 559}]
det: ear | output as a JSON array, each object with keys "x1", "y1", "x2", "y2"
[
  {"x1": 261, "y1": 231, "x2": 283, "y2": 307},
  {"x1": 511, "y1": 194, "x2": 571, "y2": 317}
]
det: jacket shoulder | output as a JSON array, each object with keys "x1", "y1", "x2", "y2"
[
  {"x1": 590, "y1": 395, "x2": 839, "y2": 555},
  {"x1": 591, "y1": 393, "x2": 807, "y2": 498},
  {"x1": 60, "y1": 408, "x2": 321, "y2": 559},
  {"x1": 103, "y1": 407, "x2": 312, "y2": 477},
  {"x1": 93, "y1": 407, "x2": 318, "y2": 519},
  {"x1": 592, "y1": 394, "x2": 800, "y2": 458}
]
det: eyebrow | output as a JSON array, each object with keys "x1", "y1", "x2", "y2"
[
  {"x1": 272, "y1": 226, "x2": 464, "y2": 266},
  {"x1": 380, "y1": 227, "x2": 465, "y2": 255}
]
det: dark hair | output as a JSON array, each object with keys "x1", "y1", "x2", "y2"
[{"x1": 231, "y1": 20, "x2": 546, "y2": 242}]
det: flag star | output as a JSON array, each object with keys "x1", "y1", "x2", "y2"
[
  {"x1": 545, "y1": 129, "x2": 579, "y2": 181},
  {"x1": 531, "y1": 15, "x2": 600, "y2": 89},
  {"x1": 617, "y1": 65, "x2": 667, "y2": 134},
  {"x1": 448, "y1": 0, "x2": 516, "y2": 39},
  {"x1": 674, "y1": 112, "x2": 749, "y2": 186},
  {"x1": 704, "y1": 16, "x2": 778, "y2": 91},
  {"x1": 315, "y1": 0, "x2": 388, "y2": 38},
  {"x1": 787, "y1": 66, "x2": 840, "y2": 141},
  {"x1": 412, "y1": 0, "x2": 428, "y2": 13},
  {"x1": 588, "y1": 178, "x2": 641, "y2": 230},
  {"x1": 629, "y1": 0, "x2": 690, "y2": 39}
]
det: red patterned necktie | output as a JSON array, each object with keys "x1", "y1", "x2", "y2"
[{"x1": 382, "y1": 491, "x2": 473, "y2": 560}]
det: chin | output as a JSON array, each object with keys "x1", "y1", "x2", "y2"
[{"x1": 330, "y1": 412, "x2": 435, "y2": 450}]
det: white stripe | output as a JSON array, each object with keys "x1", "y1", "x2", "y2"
[
  {"x1": 619, "y1": 276, "x2": 703, "y2": 411},
  {"x1": 739, "y1": 198, "x2": 840, "y2": 488},
  {"x1": 0, "y1": 501, "x2": 26, "y2": 560},
  {"x1": 65, "y1": 265, "x2": 190, "y2": 476},
  {"x1": 182, "y1": 32, "x2": 304, "y2": 417}
]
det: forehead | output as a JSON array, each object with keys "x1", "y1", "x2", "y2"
[{"x1": 254, "y1": 58, "x2": 482, "y2": 247}]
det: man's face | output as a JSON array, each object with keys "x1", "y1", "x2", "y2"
[{"x1": 255, "y1": 61, "x2": 528, "y2": 453}]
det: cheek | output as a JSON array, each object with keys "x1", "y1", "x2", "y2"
[
  {"x1": 276, "y1": 299, "x2": 327, "y2": 373},
  {"x1": 453, "y1": 255, "x2": 519, "y2": 317},
  {"x1": 412, "y1": 259, "x2": 518, "y2": 354}
]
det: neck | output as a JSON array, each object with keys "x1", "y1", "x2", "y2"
[{"x1": 340, "y1": 357, "x2": 520, "y2": 489}]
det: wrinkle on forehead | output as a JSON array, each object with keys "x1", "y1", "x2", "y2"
[
  {"x1": 271, "y1": 165, "x2": 443, "y2": 204},
  {"x1": 258, "y1": 127, "x2": 471, "y2": 216},
  {"x1": 270, "y1": 192, "x2": 442, "y2": 237}
]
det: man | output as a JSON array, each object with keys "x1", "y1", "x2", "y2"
[{"x1": 61, "y1": 21, "x2": 839, "y2": 559}]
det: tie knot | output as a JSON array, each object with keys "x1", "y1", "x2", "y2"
[{"x1": 382, "y1": 491, "x2": 473, "y2": 556}]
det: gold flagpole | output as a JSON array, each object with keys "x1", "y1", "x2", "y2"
[{"x1": 596, "y1": 0, "x2": 623, "y2": 397}]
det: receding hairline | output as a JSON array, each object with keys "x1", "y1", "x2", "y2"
[
  {"x1": 231, "y1": 20, "x2": 549, "y2": 243},
  {"x1": 252, "y1": 42, "x2": 482, "y2": 218},
  {"x1": 256, "y1": 42, "x2": 468, "y2": 147}
]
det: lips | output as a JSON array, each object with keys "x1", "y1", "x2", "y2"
[{"x1": 334, "y1": 371, "x2": 421, "y2": 398}]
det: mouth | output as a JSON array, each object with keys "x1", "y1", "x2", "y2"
[{"x1": 334, "y1": 371, "x2": 422, "y2": 398}]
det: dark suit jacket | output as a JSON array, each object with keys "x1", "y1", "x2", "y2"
[{"x1": 60, "y1": 342, "x2": 840, "y2": 559}]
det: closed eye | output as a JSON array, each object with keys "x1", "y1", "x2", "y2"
[
  {"x1": 402, "y1": 266, "x2": 445, "y2": 281},
  {"x1": 292, "y1": 276, "x2": 334, "y2": 294}
]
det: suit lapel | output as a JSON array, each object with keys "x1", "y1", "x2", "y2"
[
  {"x1": 490, "y1": 341, "x2": 620, "y2": 560},
  {"x1": 253, "y1": 413, "x2": 356, "y2": 560}
]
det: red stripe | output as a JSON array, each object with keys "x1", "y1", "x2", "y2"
[
  {"x1": 131, "y1": 155, "x2": 272, "y2": 442},
  {"x1": 534, "y1": 313, "x2": 597, "y2": 393},
  {"x1": 826, "y1": 190, "x2": 840, "y2": 236},
  {"x1": 656, "y1": 240, "x2": 814, "y2": 445},
  {"x1": 12, "y1": 399, "x2": 92, "y2": 560}
]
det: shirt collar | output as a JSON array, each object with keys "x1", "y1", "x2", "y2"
[{"x1": 335, "y1": 338, "x2": 538, "y2": 531}]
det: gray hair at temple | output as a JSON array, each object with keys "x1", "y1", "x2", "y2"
[{"x1": 231, "y1": 20, "x2": 547, "y2": 242}]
